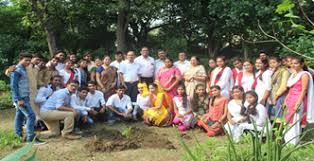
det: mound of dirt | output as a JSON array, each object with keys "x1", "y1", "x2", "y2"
[{"x1": 84, "y1": 127, "x2": 175, "y2": 152}]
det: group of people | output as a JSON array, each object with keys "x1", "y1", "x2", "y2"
[{"x1": 8, "y1": 47, "x2": 314, "y2": 146}]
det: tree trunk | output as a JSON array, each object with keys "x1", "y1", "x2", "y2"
[
  {"x1": 116, "y1": 0, "x2": 128, "y2": 52},
  {"x1": 45, "y1": 26, "x2": 58, "y2": 57},
  {"x1": 207, "y1": 31, "x2": 219, "y2": 58},
  {"x1": 30, "y1": 0, "x2": 58, "y2": 57},
  {"x1": 242, "y1": 41, "x2": 249, "y2": 60}
]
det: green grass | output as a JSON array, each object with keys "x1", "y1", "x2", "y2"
[
  {"x1": 0, "y1": 129, "x2": 23, "y2": 149},
  {"x1": 181, "y1": 113, "x2": 314, "y2": 161}
]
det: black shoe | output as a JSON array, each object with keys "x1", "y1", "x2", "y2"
[{"x1": 33, "y1": 138, "x2": 47, "y2": 145}]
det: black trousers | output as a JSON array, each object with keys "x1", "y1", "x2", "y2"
[
  {"x1": 125, "y1": 81, "x2": 138, "y2": 102},
  {"x1": 140, "y1": 77, "x2": 154, "y2": 85}
]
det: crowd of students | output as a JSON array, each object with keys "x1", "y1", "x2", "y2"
[{"x1": 8, "y1": 47, "x2": 314, "y2": 146}]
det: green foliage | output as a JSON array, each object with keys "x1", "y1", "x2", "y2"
[
  {"x1": 0, "y1": 80, "x2": 13, "y2": 109},
  {"x1": 0, "y1": 80, "x2": 10, "y2": 91},
  {"x1": 0, "y1": 91, "x2": 13, "y2": 109},
  {"x1": 275, "y1": 34, "x2": 314, "y2": 67},
  {"x1": 0, "y1": 129, "x2": 22, "y2": 149},
  {"x1": 273, "y1": 0, "x2": 314, "y2": 66},
  {"x1": 121, "y1": 127, "x2": 132, "y2": 139}
]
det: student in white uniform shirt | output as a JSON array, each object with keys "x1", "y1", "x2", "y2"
[
  {"x1": 134, "y1": 46, "x2": 155, "y2": 85},
  {"x1": 119, "y1": 51, "x2": 141, "y2": 102},
  {"x1": 106, "y1": 85, "x2": 134, "y2": 124},
  {"x1": 54, "y1": 51, "x2": 65, "y2": 72},
  {"x1": 59, "y1": 59, "x2": 78, "y2": 86},
  {"x1": 86, "y1": 81, "x2": 107, "y2": 121},
  {"x1": 70, "y1": 87, "x2": 93, "y2": 133},
  {"x1": 231, "y1": 91, "x2": 270, "y2": 142},
  {"x1": 174, "y1": 52, "x2": 190, "y2": 75},
  {"x1": 154, "y1": 49, "x2": 167, "y2": 76},
  {"x1": 253, "y1": 58, "x2": 272, "y2": 106},
  {"x1": 110, "y1": 51, "x2": 124, "y2": 86},
  {"x1": 210, "y1": 56, "x2": 234, "y2": 98},
  {"x1": 235, "y1": 60, "x2": 255, "y2": 92},
  {"x1": 35, "y1": 75, "x2": 63, "y2": 108}
]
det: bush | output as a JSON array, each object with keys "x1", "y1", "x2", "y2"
[
  {"x1": 0, "y1": 91, "x2": 13, "y2": 109},
  {"x1": 0, "y1": 80, "x2": 13, "y2": 109},
  {"x1": 0, "y1": 80, "x2": 10, "y2": 92}
]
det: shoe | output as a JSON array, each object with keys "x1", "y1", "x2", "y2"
[
  {"x1": 106, "y1": 120, "x2": 116, "y2": 125},
  {"x1": 133, "y1": 115, "x2": 138, "y2": 121},
  {"x1": 62, "y1": 134, "x2": 82, "y2": 140},
  {"x1": 33, "y1": 138, "x2": 47, "y2": 145},
  {"x1": 74, "y1": 128, "x2": 83, "y2": 135}
]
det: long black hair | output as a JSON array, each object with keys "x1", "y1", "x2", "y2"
[
  {"x1": 292, "y1": 56, "x2": 309, "y2": 72},
  {"x1": 210, "y1": 85, "x2": 221, "y2": 106},
  {"x1": 241, "y1": 91, "x2": 258, "y2": 117},
  {"x1": 191, "y1": 84, "x2": 208, "y2": 107},
  {"x1": 177, "y1": 83, "x2": 188, "y2": 108},
  {"x1": 232, "y1": 86, "x2": 246, "y2": 115}
]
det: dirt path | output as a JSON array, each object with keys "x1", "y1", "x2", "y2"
[{"x1": 0, "y1": 108, "x2": 211, "y2": 161}]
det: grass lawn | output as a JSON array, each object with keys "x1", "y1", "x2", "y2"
[
  {"x1": 0, "y1": 108, "x2": 211, "y2": 161},
  {"x1": 1, "y1": 108, "x2": 314, "y2": 161}
]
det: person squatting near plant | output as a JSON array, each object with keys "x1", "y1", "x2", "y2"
[{"x1": 6, "y1": 49, "x2": 314, "y2": 146}]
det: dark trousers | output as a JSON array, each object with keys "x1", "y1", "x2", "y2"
[
  {"x1": 125, "y1": 81, "x2": 138, "y2": 102},
  {"x1": 140, "y1": 77, "x2": 154, "y2": 86}
]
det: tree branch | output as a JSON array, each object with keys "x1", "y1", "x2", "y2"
[
  {"x1": 257, "y1": 20, "x2": 314, "y2": 60},
  {"x1": 241, "y1": 36, "x2": 277, "y2": 44},
  {"x1": 297, "y1": 0, "x2": 314, "y2": 27}
]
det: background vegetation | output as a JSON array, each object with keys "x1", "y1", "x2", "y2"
[{"x1": 0, "y1": 0, "x2": 313, "y2": 108}]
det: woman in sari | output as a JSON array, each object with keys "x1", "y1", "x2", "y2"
[
  {"x1": 197, "y1": 85, "x2": 228, "y2": 137},
  {"x1": 144, "y1": 82, "x2": 173, "y2": 127},
  {"x1": 156, "y1": 58, "x2": 182, "y2": 99},
  {"x1": 284, "y1": 57, "x2": 314, "y2": 145},
  {"x1": 96, "y1": 55, "x2": 117, "y2": 99},
  {"x1": 184, "y1": 56, "x2": 207, "y2": 97}
]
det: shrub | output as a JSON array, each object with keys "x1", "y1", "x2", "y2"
[
  {"x1": 0, "y1": 80, "x2": 10, "y2": 92},
  {"x1": 0, "y1": 91, "x2": 13, "y2": 109},
  {"x1": 0, "y1": 80, "x2": 13, "y2": 109}
]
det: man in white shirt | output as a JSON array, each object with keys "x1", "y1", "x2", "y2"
[
  {"x1": 119, "y1": 51, "x2": 141, "y2": 102},
  {"x1": 154, "y1": 49, "x2": 167, "y2": 76},
  {"x1": 54, "y1": 51, "x2": 65, "y2": 72},
  {"x1": 106, "y1": 86, "x2": 133, "y2": 124},
  {"x1": 86, "y1": 81, "x2": 107, "y2": 121},
  {"x1": 110, "y1": 51, "x2": 124, "y2": 86},
  {"x1": 174, "y1": 52, "x2": 190, "y2": 75},
  {"x1": 35, "y1": 75, "x2": 63, "y2": 108},
  {"x1": 134, "y1": 47, "x2": 155, "y2": 85},
  {"x1": 70, "y1": 87, "x2": 93, "y2": 133}
]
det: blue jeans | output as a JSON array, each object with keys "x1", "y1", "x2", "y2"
[
  {"x1": 14, "y1": 97, "x2": 36, "y2": 141},
  {"x1": 125, "y1": 81, "x2": 138, "y2": 102},
  {"x1": 75, "y1": 110, "x2": 94, "y2": 127},
  {"x1": 106, "y1": 108, "x2": 129, "y2": 121},
  {"x1": 270, "y1": 96, "x2": 285, "y2": 118}
]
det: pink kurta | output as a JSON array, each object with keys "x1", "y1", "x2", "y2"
[
  {"x1": 157, "y1": 67, "x2": 182, "y2": 98},
  {"x1": 285, "y1": 74, "x2": 307, "y2": 126}
]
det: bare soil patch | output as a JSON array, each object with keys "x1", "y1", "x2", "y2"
[{"x1": 84, "y1": 126, "x2": 175, "y2": 152}]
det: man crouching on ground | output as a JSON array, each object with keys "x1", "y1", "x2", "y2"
[{"x1": 40, "y1": 80, "x2": 81, "y2": 139}]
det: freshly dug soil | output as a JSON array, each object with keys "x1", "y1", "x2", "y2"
[{"x1": 84, "y1": 127, "x2": 175, "y2": 152}]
